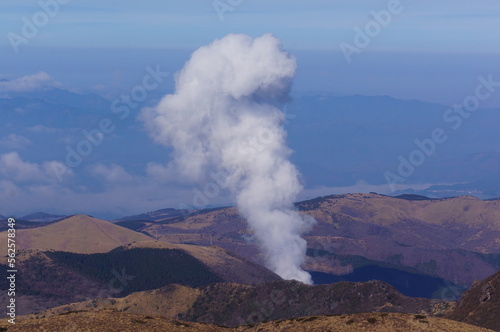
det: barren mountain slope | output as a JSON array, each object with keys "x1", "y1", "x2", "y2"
[
  {"x1": 0, "y1": 243, "x2": 279, "y2": 315},
  {"x1": 27, "y1": 279, "x2": 454, "y2": 327},
  {"x1": 0, "y1": 311, "x2": 494, "y2": 332},
  {"x1": 136, "y1": 193, "x2": 500, "y2": 286},
  {"x1": 0, "y1": 214, "x2": 153, "y2": 253},
  {"x1": 447, "y1": 269, "x2": 500, "y2": 331}
]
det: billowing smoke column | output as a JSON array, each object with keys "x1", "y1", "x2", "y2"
[{"x1": 143, "y1": 34, "x2": 314, "y2": 284}]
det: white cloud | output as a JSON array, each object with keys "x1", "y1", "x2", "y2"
[
  {"x1": 0, "y1": 152, "x2": 73, "y2": 183},
  {"x1": 88, "y1": 163, "x2": 134, "y2": 183},
  {"x1": 90, "y1": 84, "x2": 109, "y2": 92},
  {"x1": 0, "y1": 72, "x2": 59, "y2": 93},
  {"x1": 0, "y1": 151, "x2": 235, "y2": 220},
  {"x1": 0, "y1": 181, "x2": 195, "y2": 220},
  {"x1": 27, "y1": 125, "x2": 60, "y2": 134},
  {"x1": 145, "y1": 162, "x2": 179, "y2": 183},
  {"x1": 0, "y1": 134, "x2": 32, "y2": 149}
]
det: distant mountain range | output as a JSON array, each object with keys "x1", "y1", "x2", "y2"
[
  {"x1": 0, "y1": 199, "x2": 498, "y2": 331},
  {"x1": 116, "y1": 208, "x2": 193, "y2": 222},
  {"x1": 0, "y1": 218, "x2": 51, "y2": 232},
  {"x1": 2, "y1": 87, "x2": 500, "y2": 206},
  {"x1": 120, "y1": 193, "x2": 500, "y2": 292},
  {"x1": 395, "y1": 177, "x2": 500, "y2": 199},
  {"x1": 8, "y1": 193, "x2": 499, "y2": 294},
  {"x1": 286, "y1": 94, "x2": 500, "y2": 192},
  {"x1": 19, "y1": 212, "x2": 67, "y2": 222}
]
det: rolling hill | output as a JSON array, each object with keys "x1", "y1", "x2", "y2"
[
  {"x1": 0, "y1": 214, "x2": 278, "y2": 287},
  {"x1": 29, "y1": 279, "x2": 453, "y2": 327},
  {"x1": 122, "y1": 241, "x2": 280, "y2": 285},
  {"x1": 125, "y1": 193, "x2": 500, "y2": 290},
  {"x1": 0, "y1": 214, "x2": 153, "y2": 253},
  {"x1": 0, "y1": 243, "x2": 280, "y2": 315}
]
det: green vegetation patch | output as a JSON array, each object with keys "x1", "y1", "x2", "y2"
[
  {"x1": 46, "y1": 248, "x2": 223, "y2": 296},
  {"x1": 114, "y1": 220, "x2": 149, "y2": 232}
]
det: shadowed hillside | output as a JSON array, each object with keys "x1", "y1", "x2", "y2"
[
  {"x1": 447, "y1": 270, "x2": 500, "y2": 331},
  {"x1": 30, "y1": 279, "x2": 455, "y2": 327},
  {"x1": 45, "y1": 248, "x2": 223, "y2": 295},
  {"x1": 0, "y1": 243, "x2": 279, "y2": 315}
]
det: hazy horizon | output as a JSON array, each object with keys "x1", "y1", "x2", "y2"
[{"x1": 1, "y1": 1, "x2": 499, "y2": 219}]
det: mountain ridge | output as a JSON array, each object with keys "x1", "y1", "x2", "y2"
[
  {"x1": 128, "y1": 193, "x2": 500, "y2": 288},
  {"x1": 24, "y1": 279, "x2": 452, "y2": 327}
]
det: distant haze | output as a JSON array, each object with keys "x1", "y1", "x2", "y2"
[{"x1": 2, "y1": 47, "x2": 499, "y2": 109}]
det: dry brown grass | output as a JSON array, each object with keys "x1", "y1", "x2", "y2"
[
  {"x1": 0, "y1": 311, "x2": 494, "y2": 332},
  {"x1": 141, "y1": 193, "x2": 500, "y2": 286},
  {"x1": 304, "y1": 193, "x2": 500, "y2": 231},
  {"x1": 0, "y1": 215, "x2": 153, "y2": 254},
  {"x1": 126, "y1": 240, "x2": 226, "y2": 265},
  {"x1": 26, "y1": 284, "x2": 202, "y2": 320},
  {"x1": 0, "y1": 310, "x2": 228, "y2": 331},
  {"x1": 242, "y1": 313, "x2": 496, "y2": 332}
]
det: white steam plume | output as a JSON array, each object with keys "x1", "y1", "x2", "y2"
[{"x1": 143, "y1": 34, "x2": 314, "y2": 284}]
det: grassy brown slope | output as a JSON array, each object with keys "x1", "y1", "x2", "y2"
[
  {"x1": 301, "y1": 193, "x2": 500, "y2": 229},
  {"x1": 246, "y1": 313, "x2": 495, "y2": 332},
  {"x1": 300, "y1": 193, "x2": 500, "y2": 255},
  {"x1": 0, "y1": 310, "x2": 229, "y2": 332},
  {"x1": 141, "y1": 193, "x2": 500, "y2": 286},
  {"x1": 146, "y1": 193, "x2": 500, "y2": 252},
  {"x1": 0, "y1": 242, "x2": 279, "y2": 316},
  {"x1": 447, "y1": 270, "x2": 500, "y2": 331},
  {"x1": 0, "y1": 215, "x2": 153, "y2": 253},
  {"x1": 29, "y1": 284, "x2": 202, "y2": 320},
  {"x1": 0, "y1": 311, "x2": 494, "y2": 332},
  {"x1": 27, "y1": 279, "x2": 453, "y2": 327}
]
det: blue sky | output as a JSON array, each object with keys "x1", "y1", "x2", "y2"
[
  {"x1": 1, "y1": 0, "x2": 499, "y2": 107},
  {"x1": 1, "y1": 1, "x2": 500, "y2": 218},
  {"x1": 1, "y1": 1, "x2": 499, "y2": 52}
]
